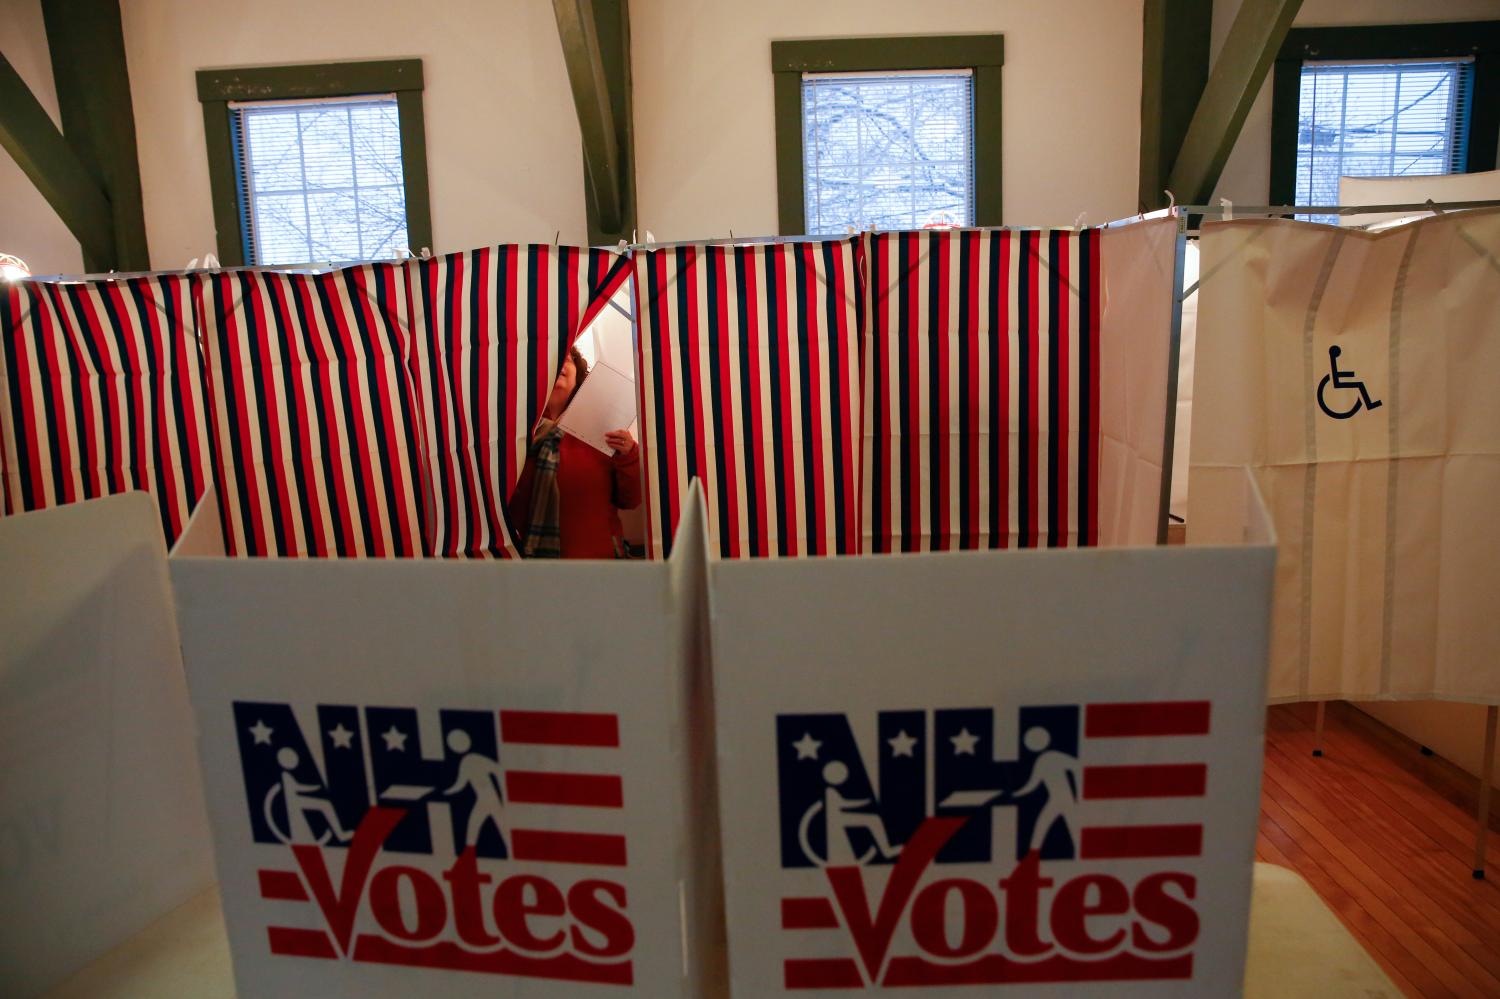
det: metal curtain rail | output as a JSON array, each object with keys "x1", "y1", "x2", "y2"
[
  {"x1": 23, "y1": 259, "x2": 373, "y2": 283},
  {"x1": 1183, "y1": 199, "x2": 1500, "y2": 216}
]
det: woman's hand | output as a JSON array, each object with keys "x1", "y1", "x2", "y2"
[{"x1": 604, "y1": 429, "x2": 637, "y2": 458}]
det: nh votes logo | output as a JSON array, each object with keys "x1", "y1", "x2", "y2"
[
  {"x1": 231, "y1": 701, "x2": 634, "y2": 984},
  {"x1": 775, "y1": 701, "x2": 1210, "y2": 989}
]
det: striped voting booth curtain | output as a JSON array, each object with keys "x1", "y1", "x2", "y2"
[
  {"x1": 1191, "y1": 211, "x2": 1500, "y2": 703},
  {"x1": 195, "y1": 264, "x2": 427, "y2": 558},
  {"x1": 863, "y1": 229, "x2": 1102, "y2": 552},
  {"x1": 633, "y1": 239, "x2": 863, "y2": 558},
  {"x1": 0, "y1": 276, "x2": 212, "y2": 544},
  {"x1": 407, "y1": 245, "x2": 631, "y2": 557}
]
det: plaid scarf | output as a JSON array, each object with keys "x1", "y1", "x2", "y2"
[{"x1": 522, "y1": 419, "x2": 565, "y2": 558}]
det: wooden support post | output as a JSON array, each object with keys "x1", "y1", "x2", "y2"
[
  {"x1": 552, "y1": 0, "x2": 636, "y2": 245},
  {"x1": 1138, "y1": 0, "x2": 1212, "y2": 212},
  {"x1": 1475, "y1": 704, "x2": 1497, "y2": 879},
  {"x1": 41, "y1": 0, "x2": 149, "y2": 271},
  {"x1": 0, "y1": 52, "x2": 115, "y2": 263},
  {"x1": 1166, "y1": 0, "x2": 1304, "y2": 206},
  {"x1": 1312, "y1": 700, "x2": 1326, "y2": 757}
]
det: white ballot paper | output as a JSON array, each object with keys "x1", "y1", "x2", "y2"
[{"x1": 560, "y1": 358, "x2": 638, "y2": 454}]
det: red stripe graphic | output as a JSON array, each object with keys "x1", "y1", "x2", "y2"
[
  {"x1": 904, "y1": 232, "x2": 921, "y2": 552},
  {"x1": 746, "y1": 250, "x2": 769, "y2": 556},
  {"x1": 351, "y1": 933, "x2": 632, "y2": 984},
  {"x1": 785, "y1": 957, "x2": 864, "y2": 988},
  {"x1": 714, "y1": 248, "x2": 741, "y2": 558},
  {"x1": 933, "y1": 233, "x2": 951, "y2": 551},
  {"x1": 267, "y1": 926, "x2": 338, "y2": 959},
  {"x1": 1079, "y1": 824, "x2": 1203, "y2": 859},
  {"x1": 965, "y1": 231, "x2": 981, "y2": 547},
  {"x1": 804, "y1": 243, "x2": 828, "y2": 554},
  {"x1": 880, "y1": 951, "x2": 1193, "y2": 987},
  {"x1": 1055, "y1": 230, "x2": 1072, "y2": 542},
  {"x1": 997, "y1": 231, "x2": 1011, "y2": 548},
  {"x1": 504, "y1": 770, "x2": 623, "y2": 808},
  {"x1": 510, "y1": 829, "x2": 627, "y2": 866},
  {"x1": 781, "y1": 896, "x2": 839, "y2": 929},
  {"x1": 499, "y1": 710, "x2": 619, "y2": 747},
  {"x1": 1083, "y1": 763, "x2": 1207, "y2": 799},
  {"x1": 258, "y1": 868, "x2": 308, "y2": 900},
  {"x1": 1087, "y1": 230, "x2": 1102, "y2": 546},
  {"x1": 1085, "y1": 701, "x2": 1211, "y2": 738},
  {"x1": 685, "y1": 248, "x2": 711, "y2": 535},
  {"x1": 1025, "y1": 231, "x2": 1041, "y2": 547},
  {"x1": 877, "y1": 237, "x2": 893, "y2": 552},
  {"x1": 774, "y1": 245, "x2": 797, "y2": 556}
]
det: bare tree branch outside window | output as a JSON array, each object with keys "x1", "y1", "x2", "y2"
[{"x1": 803, "y1": 72, "x2": 975, "y2": 235}]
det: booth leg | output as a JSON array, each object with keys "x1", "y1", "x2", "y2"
[
  {"x1": 1475, "y1": 705, "x2": 1497, "y2": 880},
  {"x1": 1312, "y1": 701, "x2": 1326, "y2": 758}
]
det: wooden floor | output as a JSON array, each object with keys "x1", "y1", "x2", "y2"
[{"x1": 1259, "y1": 701, "x2": 1500, "y2": 998}]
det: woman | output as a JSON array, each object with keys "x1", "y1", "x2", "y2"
[{"x1": 510, "y1": 346, "x2": 641, "y2": 558}]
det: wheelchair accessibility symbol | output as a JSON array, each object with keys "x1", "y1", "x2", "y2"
[{"x1": 1317, "y1": 345, "x2": 1382, "y2": 420}]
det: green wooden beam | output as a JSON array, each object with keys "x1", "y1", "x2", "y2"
[
  {"x1": 553, "y1": 0, "x2": 635, "y2": 243},
  {"x1": 1166, "y1": 0, "x2": 1303, "y2": 206},
  {"x1": 42, "y1": 0, "x2": 149, "y2": 271},
  {"x1": 1138, "y1": 0, "x2": 1212, "y2": 212},
  {"x1": 0, "y1": 52, "x2": 115, "y2": 265},
  {"x1": 196, "y1": 59, "x2": 424, "y2": 102}
]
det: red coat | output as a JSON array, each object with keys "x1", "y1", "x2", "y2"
[{"x1": 510, "y1": 435, "x2": 642, "y2": 558}]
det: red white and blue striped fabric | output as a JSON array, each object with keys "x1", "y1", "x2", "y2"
[
  {"x1": 0, "y1": 276, "x2": 212, "y2": 544},
  {"x1": 194, "y1": 264, "x2": 427, "y2": 558},
  {"x1": 863, "y1": 229, "x2": 1101, "y2": 553},
  {"x1": 633, "y1": 239, "x2": 863, "y2": 558},
  {"x1": 407, "y1": 245, "x2": 631, "y2": 558}
]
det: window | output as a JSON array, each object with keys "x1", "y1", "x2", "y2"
[
  {"x1": 1295, "y1": 60, "x2": 1473, "y2": 222},
  {"x1": 198, "y1": 60, "x2": 432, "y2": 267},
  {"x1": 773, "y1": 35, "x2": 1003, "y2": 236},
  {"x1": 1270, "y1": 23, "x2": 1500, "y2": 216},
  {"x1": 232, "y1": 96, "x2": 410, "y2": 265},
  {"x1": 801, "y1": 71, "x2": 974, "y2": 235}
]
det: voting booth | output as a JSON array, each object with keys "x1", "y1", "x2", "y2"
[
  {"x1": 708, "y1": 469, "x2": 1276, "y2": 996},
  {"x1": 0, "y1": 493, "x2": 214, "y2": 998},
  {"x1": 167, "y1": 487, "x2": 723, "y2": 998}
]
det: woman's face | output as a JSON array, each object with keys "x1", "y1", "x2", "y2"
[{"x1": 548, "y1": 356, "x2": 577, "y2": 411}]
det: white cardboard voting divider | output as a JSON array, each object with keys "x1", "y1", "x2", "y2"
[
  {"x1": 0, "y1": 493, "x2": 214, "y2": 998},
  {"x1": 169, "y1": 485, "x2": 723, "y2": 998},
  {"x1": 709, "y1": 468, "x2": 1276, "y2": 996}
]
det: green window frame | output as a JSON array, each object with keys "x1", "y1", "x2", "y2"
[
  {"x1": 196, "y1": 58, "x2": 433, "y2": 267},
  {"x1": 771, "y1": 34, "x2": 1005, "y2": 236},
  {"x1": 1269, "y1": 22, "x2": 1500, "y2": 208}
]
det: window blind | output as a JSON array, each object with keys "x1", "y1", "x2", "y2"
[
  {"x1": 1295, "y1": 58, "x2": 1474, "y2": 222},
  {"x1": 801, "y1": 70, "x2": 975, "y2": 236},
  {"x1": 230, "y1": 94, "x2": 409, "y2": 266}
]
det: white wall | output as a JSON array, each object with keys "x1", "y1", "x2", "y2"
[
  {"x1": 0, "y1": 0, "x2": 85, "y2": 276},
  {"x1": 123, "y1": 0, "x2": 589, "y2": 268},
  {"x1": 1211, "y1": 0, "x2": 1500, "y2": 207},
  {"x1": 631, "y1": 0, "x2": 1145, "y2": 240},
  {"x1": 0, "y1": 0, "x2": 588, "y2": 273}
]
